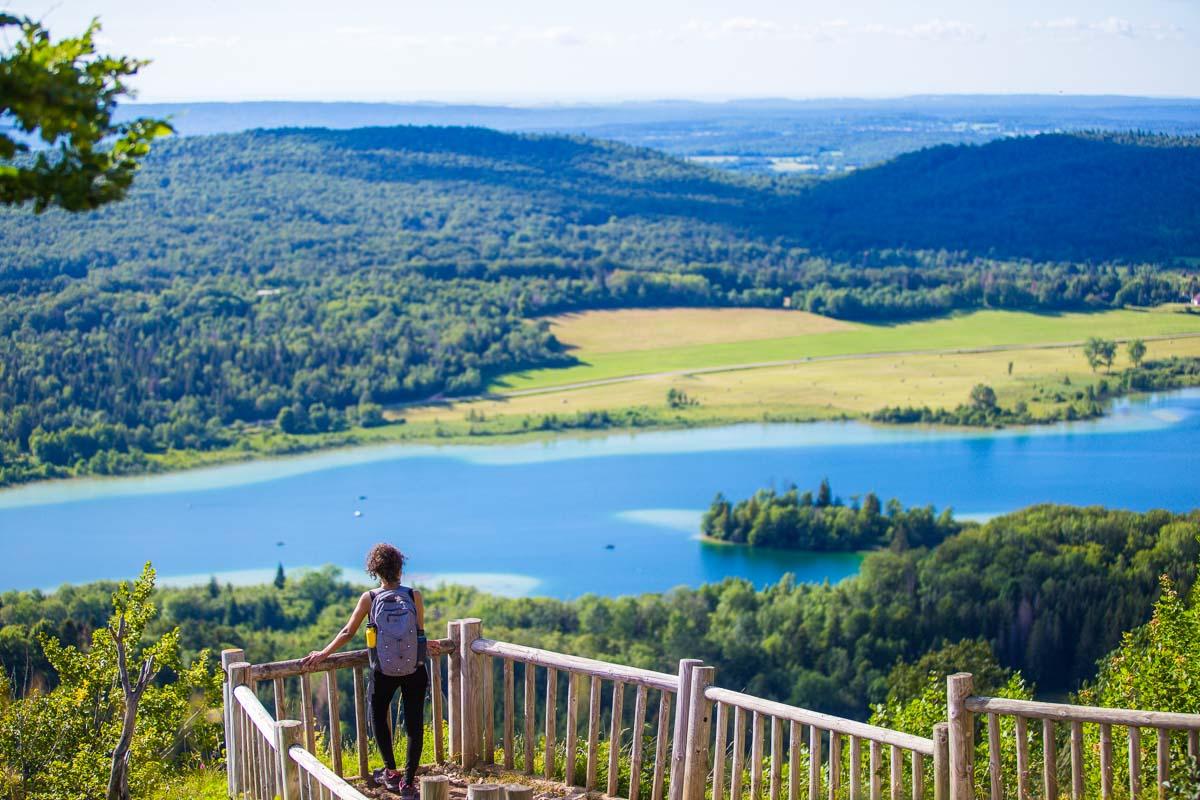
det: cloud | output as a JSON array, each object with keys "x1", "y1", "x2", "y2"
[
  {"x1": 1091, "y1": 16, "x2": 1136, "y2": 37},
  {"x1": 1029, "y1": 16, "x2": 1182, "y2": 41},
  {"x1": 889, "y1": 19, "x2": 984, "y2": 42},
  {"x1": 721, "y1": 17, "x2": 784, "y2": 36},
  {"x1": 681, "y1": 17, "x2": 855, "y2": 43},
  {"x1": 1032, "y1": 17, "x2": 1082, "y2": 32},
  {"x1": 333, "y1": 26, "x2": 586, "y2": 49},
  {"x1": 522, "y1": 26, "x2": 584, "y2": 46}
]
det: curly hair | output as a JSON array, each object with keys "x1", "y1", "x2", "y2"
[{"x1": 365, "y1": 543, "x2": 406, "y2": 584}]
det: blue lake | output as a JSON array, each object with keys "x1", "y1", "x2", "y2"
[{"x1": 1, "y1": 389, "x2": 1198, "y2": 598}]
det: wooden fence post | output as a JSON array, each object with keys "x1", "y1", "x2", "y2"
[
  {"x1": 933, "y1": 723, "x2": 950, "y2": 800},
  {"x1": 448, "y1": 621, "x2": 463, "y2": 762},
  {"x1": 670, "y1": 659, "x2": 705, "y2": 800},
  {"x1": 683, "y1": 666, "x2": 717, "y2": 800},
  {"x1": 274, "y1": 719, "x2": 303, "y2": 800},
  {"x1": 459, "y1": 618, "x2": 483, "y2": 769},
  {"x1": 221, "y1": 648, "x2": 245, "y2": 799},
  {"x1": 228, "y1": 662, "x2": 252, "y2": 798},
  {"x1": 947, "y1": 674, "x2": 975, "y2": 800},
  {"x1": 423, "y1": 775, "x2": 451, "y2": 800}
]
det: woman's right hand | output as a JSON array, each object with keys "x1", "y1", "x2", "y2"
[{"x1": 300, "y1": 650, "x2": 327, "y2": 670}]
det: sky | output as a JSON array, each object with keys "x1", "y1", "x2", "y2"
[{"x1": 9, "y1": 0, "x2": 1200, "y2": 102}]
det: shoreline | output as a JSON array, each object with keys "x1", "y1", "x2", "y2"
[{"x1": 2, "y1": 383, "x2": 1197, "y2": 502}]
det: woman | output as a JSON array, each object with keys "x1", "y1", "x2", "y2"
[{"x1": 301, "y1": 543, "x2": 444, "y2": 797}]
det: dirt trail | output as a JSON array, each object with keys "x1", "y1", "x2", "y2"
[{"x1": 359, "y1": 763, "x2": 601, "y2": 800}]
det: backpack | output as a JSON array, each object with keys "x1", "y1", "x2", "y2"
[{"x1": 366, "y1": 586, "x2": 425, "y2": 676}]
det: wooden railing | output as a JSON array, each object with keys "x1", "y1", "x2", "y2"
[
  {"x1": 947, "y1": 672, "x2": 1200, "y2": 800},
  {"x1": 692, "y1": 681, "x2": 943, "y2": 800},
  {"x1": 220, "y1": 623, "x2": 1200, "y2": 800},
  {"x1": 220, "y1": 634, "x2": 455, "y2": 800},
  {"x1": 465, "y1": 632, "x2": 686, "y2": 799}
]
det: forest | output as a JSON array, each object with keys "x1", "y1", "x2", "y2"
[
  {"x1": 700, "y1": 479, "x2": 963, "y2": 551},
  {"x1": 2, "y1": 127, "x2": 1198, "y2": 488},
  {"x1": 3, "y1": 503, "x2": 1198, "y2": 797},
  {"x1": 4, "y1": 505, "x2": 1195, "y2": 720}
]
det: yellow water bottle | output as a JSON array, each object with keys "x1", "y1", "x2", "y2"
[{"x1": 366, "y1": 623, "x2": 377, "y2": 649}]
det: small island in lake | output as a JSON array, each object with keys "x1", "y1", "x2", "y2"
[{"x1": 701, "y1": 479, "x2": 965, "y2": 551}]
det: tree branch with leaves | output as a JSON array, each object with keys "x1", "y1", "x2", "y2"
[
  {"x1": 0, "y1": 13, "x2": 171, "y2": 212},
  {"x1": 105, "y1": 612, "x2": 160, "y2": 800},
  {"x1": 0, "y1": 563, "x2": 222, "y2": 800}
]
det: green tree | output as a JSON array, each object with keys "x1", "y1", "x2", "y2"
[
  {"x1": 1076, "y1": 571, "x2": 1200, "y2": 797},
  {"x1": 276, "y1": 406, "x2": 299, "y2": 434},
  {"x1": 816, "y1": 477, "x2": 833, "y2": 507},
  {"x1": 274, "y1": 562, "x2": 286, "y2": 590},
  {"x1": 666, "y1": 387, "x2": 696, "y2": 409},
  {"x1": 1083, "y1": 337, "x2": 1118, "y2": 372},
  {"x1": 1128, "y1": 338, "x2": 1147, "y2": 368},
  {"x1": 0, "y1": 563, "x2": 221, "y2": 800},
  {"x1": 883, "y1": 639, "x2": 1012, "y2": 706},
  {"x1": 969, "y1": 383, "x2": 997, "y2": 412},
  {"x1": 0, "y1": 14, "x2": 170, "y2": 212}
]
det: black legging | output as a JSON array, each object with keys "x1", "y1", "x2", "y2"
[{"x1": 369, "y1": 664, "x2": 429, "y2": 781}]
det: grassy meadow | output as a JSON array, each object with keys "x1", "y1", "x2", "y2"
[
  {"x1": 31, "y1": 306, "x2": 1200, "y2": 485},
  {"x1": 491, "y1": 307, "x2": 1200, "y2": 392},
  {"x1": 394, "y1": 307, "x2": 1200, "y2": 429}
]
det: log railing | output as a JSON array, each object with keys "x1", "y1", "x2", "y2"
[
  {"x1": 221, "y1": 623, "x2": 1200, "y2": 800},
  {"x1": 683, "y1": 673, "x2": 945, "y2": 800},
  {"x1": 221, "y1": 635, "x2": 455, "y2": 800},
  {"x1": 947, "y1": 672, "x2": 1200, "y2": 800},
  {"x1": 464, "y1": 628, "x2": 686, "y2": 800}
]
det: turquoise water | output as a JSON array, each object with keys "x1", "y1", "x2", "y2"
[{"x1": 1, "y1": 389, "x2": 1197, "y2": 598}]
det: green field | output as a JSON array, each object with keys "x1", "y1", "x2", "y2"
[{"x1": 492, "y1": 308, "x2": 1200, "y2": 392}]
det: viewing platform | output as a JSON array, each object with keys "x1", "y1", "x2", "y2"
[{"x1": 221, "y1": 618, "x2": 1200, "y2": 800}]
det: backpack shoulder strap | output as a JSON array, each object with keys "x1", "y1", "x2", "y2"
[
  {"x1": 366, "y1": 589, "x2": 378, "y2": 624},
  {"x1": 401, "y1": 586, "x2": 426, "y2": 636}
]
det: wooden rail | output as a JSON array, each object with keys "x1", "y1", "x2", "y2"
[
  {"x1": 464, "y1": 628, "x2": 684, "y2": 800},
  {"x1": 947, "y1": 672, "x2": 1200, "y2": 800},
  {"x1": 223, "y1": 638, "x2": 455, "y2": 800},
  {"x1": 697, "y1": 683, "x2": 943, "y2": 800},
  {"x1": 221, "y1": 623, "x2": 1200, "y2": 800}
]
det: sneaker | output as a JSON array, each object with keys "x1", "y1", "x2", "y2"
[
  {"x1": 399, "y1": 780, "x2": 419, "y2": 800},
  {"x1": 372, "y1": 768, "x2": 403, "y2": 792}
]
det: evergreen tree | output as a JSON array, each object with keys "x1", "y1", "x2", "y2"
[{"x1": 817, "y1": 477, "x2": 833, "y2": 507}]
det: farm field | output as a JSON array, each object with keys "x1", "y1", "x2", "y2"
[
  {"x1": 492, "y1": 307, "x2": 1200, "y2": 393},
  {"x1": 392, "y1": 308, "x2": 1200, "y2": 428},
  {"x1": 403, "y1": 335, "x2": 1200, "y2": 426}
]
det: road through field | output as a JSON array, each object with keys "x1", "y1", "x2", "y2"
[{"x1": 494, "y1": 331, "x2": 1200, "y2": 399}]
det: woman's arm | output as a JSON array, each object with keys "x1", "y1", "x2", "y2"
[
  {"x1": 301, "y1": 591, "x2": 371, "y2": 669},
  {"x1": 413, "y1": 589, "x2": 447, "y2": 656}
]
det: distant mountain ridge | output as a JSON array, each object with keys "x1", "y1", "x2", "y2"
[
  {"x1": 113, "y1": 96, "x2": 1200, "y2": 172},
  {"x1": 3, "y1": 126, "x2": 1199, "y2": 269},
  {"x1": 789, "y1": 132, "x2": 1200, "y2": 260}
]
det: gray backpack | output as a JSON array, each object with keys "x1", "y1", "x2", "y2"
[{"x1": 366, "y1": 586, "x2": 425, "y2": 676}]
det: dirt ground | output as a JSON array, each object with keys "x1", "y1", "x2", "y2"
[{"x1": 359, "y1": 762, "x2": 602, "y2": 800}]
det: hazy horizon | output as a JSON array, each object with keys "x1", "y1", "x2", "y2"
[
  {"x1": 9, "y1": 1, "x2": 1199, "y2": 102},
  {"x1": 117, "y1": 93, "x2": 1200, "y2": 107}
]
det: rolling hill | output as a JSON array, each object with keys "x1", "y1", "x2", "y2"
[
  {"x1": 1, "y1": 125, "x2": 1197, "y2": 487},
  {"x1": 789, "y1": 133, "x2": 1200, "y2": 261}
]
